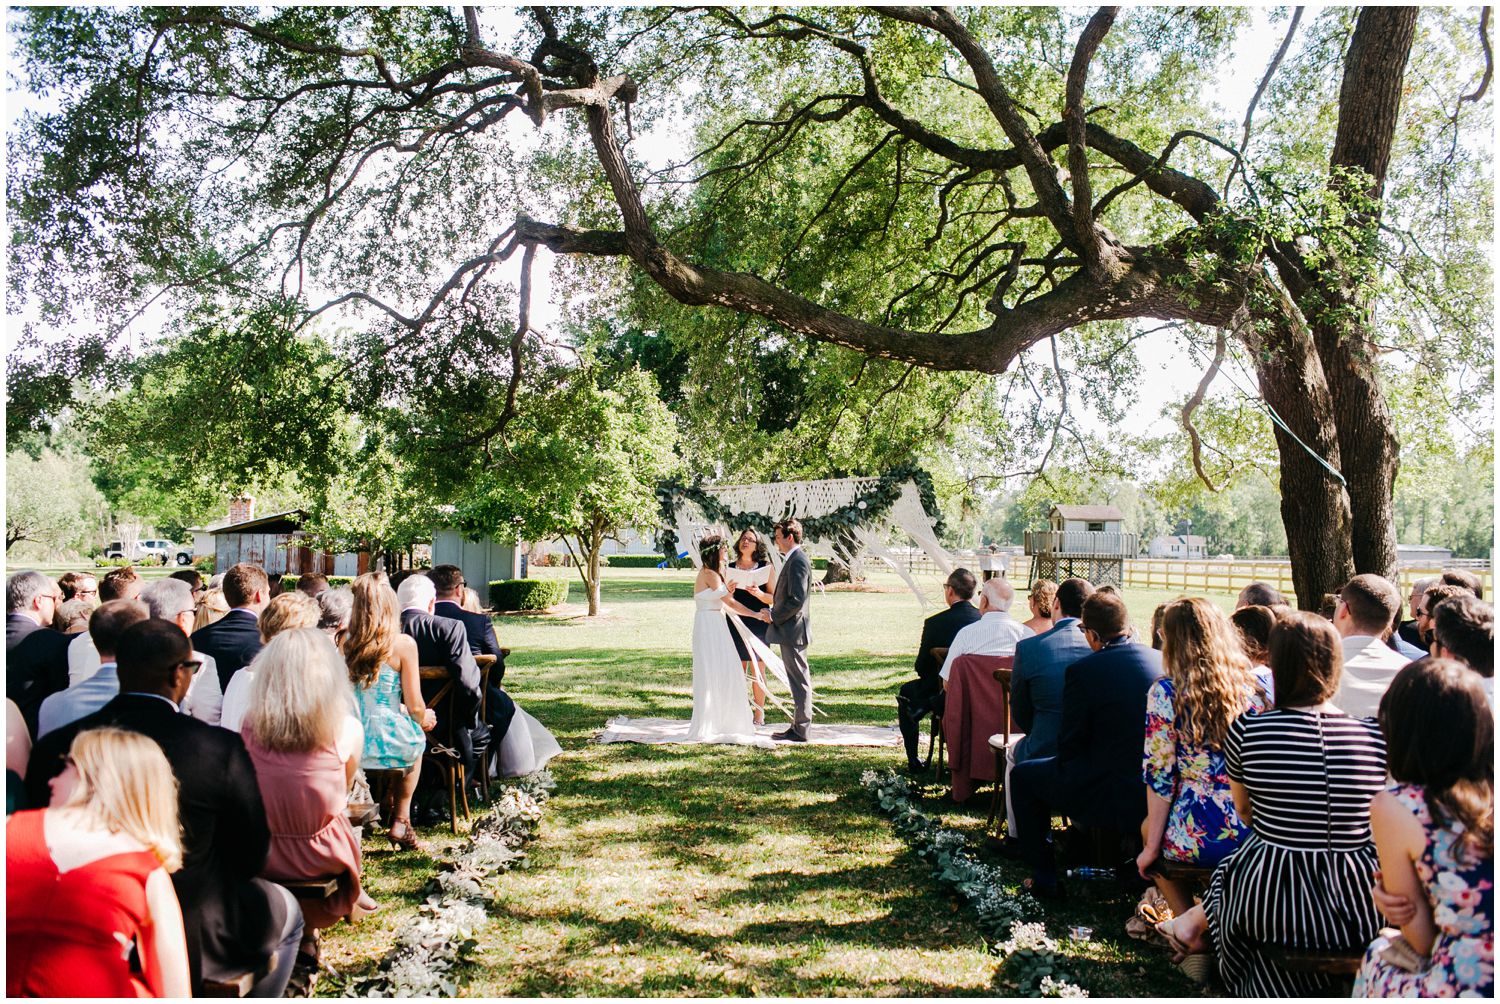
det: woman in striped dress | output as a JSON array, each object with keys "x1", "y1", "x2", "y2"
[{"x1": 1158, "y1": 611, "x2": 1389, "y2": 995}]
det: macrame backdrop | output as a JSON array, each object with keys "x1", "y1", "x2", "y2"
[{"x1": 669, "y1": 477, "x2": 954, "y2": 607}]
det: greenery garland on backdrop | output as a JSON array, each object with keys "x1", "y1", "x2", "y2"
[{"x1": 656, "y1": 463, "x2": 947, "y2": 563}]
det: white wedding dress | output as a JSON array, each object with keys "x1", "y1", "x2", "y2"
[{"x1": 683, "y1": 585, "x2": 771, "y2": 747}]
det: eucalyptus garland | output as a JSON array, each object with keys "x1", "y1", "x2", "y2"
[{"x1": 656, "y1": 463, "x2": 947, "y2": 562}]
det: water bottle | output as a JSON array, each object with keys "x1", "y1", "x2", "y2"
[{"x1": 1065, "y1": 866, "x2": 1116, "y2": 881}]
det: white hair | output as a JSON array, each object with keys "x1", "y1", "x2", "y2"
[
  {"x1": 981, "y1": 576, "x2": 1014, "y2": 611},
  {"x1": 141, "y1": 578, "x2": 194, "y2": 620},
  {"x1": 395, "y1": 573, "x2": 435, "y2": 610}
]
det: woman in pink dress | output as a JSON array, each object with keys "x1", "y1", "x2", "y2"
[{"x1": 240, "y1": 628, "x2": 377, "y2": 939}]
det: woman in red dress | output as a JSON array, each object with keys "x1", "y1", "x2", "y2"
[{"x1": 7, "y1": 726, "x2": 190, "y2": 997}]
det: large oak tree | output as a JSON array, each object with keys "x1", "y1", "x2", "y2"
[{"x1": 8, "y1": 6, "x2": 1492, "y2": 605}]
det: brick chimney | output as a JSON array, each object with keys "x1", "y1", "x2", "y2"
[{"x1": 228, "y1": 496, "x2": 256, "y2": 525}]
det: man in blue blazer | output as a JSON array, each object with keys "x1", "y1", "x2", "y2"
[
  {"x1": 192, "y1": 562, "x2": 269, "y2": 692},
  {"x1": 1009, "y1": 590, "x2": 1163, "y2": 897},
  {"x1": 1001, "y1": 578, "x2": 1095, "y2": 844},
  {"x1": 430, "y1": 565, "x2": 516, "y2": 746}
]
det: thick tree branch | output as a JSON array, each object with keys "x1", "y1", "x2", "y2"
[{"x1": 1065, "y1": 7, "x2": 1122, "y2": 281}]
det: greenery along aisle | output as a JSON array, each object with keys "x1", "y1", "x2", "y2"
[{"x1": 317, "y1": 568, "x2": 1210, "y2": 996}]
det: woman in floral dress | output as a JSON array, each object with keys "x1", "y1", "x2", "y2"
[
  {"x1": 1355, "y1": 657, "x2": 1493, "y2": 998},
  {"x1": 1137, "y1": 597, "x2": 1270, "y2": 917}
]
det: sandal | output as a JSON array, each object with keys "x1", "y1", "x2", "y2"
[{"x1": 387, "y1": 817, "x2": 423, "y2": 852}]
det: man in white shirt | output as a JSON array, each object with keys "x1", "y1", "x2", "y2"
[
  {"x1": 38, "y1": 599, "x2": 148, "y2": 737},
  {"x1": 1333, "y1": 573, "x2": 1410, "y2": 718},
  {"x1": 939, "y1": 576, "x2": 1033, "y2": 683},
  {"x1": 141, "y1": 577, "x2": 222, "y2": 725},
  {"x1": 67, "y1": 566, "x2": 145, "y2": 685}
]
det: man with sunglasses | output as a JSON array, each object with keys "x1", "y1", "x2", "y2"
[
  {"x1": 26, "y1": 618, "x2": 300, "y2": 998},
  {"x1": 36, "y1": 599, "x2": 149, "y2": 737},
  {"x1": 144, "y1": 577, "x2": 222, "y2": 725},
  {"x1": 6, "y1": 571, "x2": 72, "y2": 734}
]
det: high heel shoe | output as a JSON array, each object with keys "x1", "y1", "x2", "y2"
[
  {"x1": 753, "y1": 707, "x2": 766, "y2": 727},
  {"x1": 387, "y1": 817, "x2": 423, "y2": 852}
]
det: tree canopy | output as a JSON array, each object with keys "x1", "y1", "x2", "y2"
[{"x1": 7, "y1": 6, "x2": 1491, "y2": 603}]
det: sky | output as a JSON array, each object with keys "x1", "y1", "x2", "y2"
[{"x1": 0, "y1": 6, "x2": 1323, "y2": 447}]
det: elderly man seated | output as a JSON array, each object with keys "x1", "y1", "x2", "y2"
[{"x1": 937, "y1": 576, "x2": 1032, "y2": 683}]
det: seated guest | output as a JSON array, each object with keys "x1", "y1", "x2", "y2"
[
  {"x1": 1333, "y1": 574, "x2": 1408, "y2": 718},
  {"x1": 397, "y1": 573, "x2": 483, "y2": 780},
  {"x1": 1228, "y1": 604, "x2": 1278, "y2": 699},
  {"x1": 241, "y1": 628, "x2": 376, "y2": 937},
  {"x1": 170, "y1": 568, "x2": 204, "y2": 596},
  {"x1": 938, "y1": 575, "x2": 1030, "y2": 681},
  {"x1": 1021, "y1": 579, "x2": 1057, "y2": 635},
  {"x1": 345, "y1": 574, "x2": 433, "y2": 850},
  {"x1": 1003, "y1": 578, "x2": 1094, "y2": 845},
  {"x1": 460, "y1": 587, "x2": 484, "y2": 613},
  {"x1": 6, "y1": 571, "x2": 71, "y2": 733},
  {"x1": 1398, "y1": 577, "x2": 1436, "y2": 650},
  {"x1": 53, "y1": 598, "x2": 93, "y2": 633},
  {"x1": 37, "y1": 599, "x2": 149, "y2": 737},
  {"x1": 1236, "y1": 581, "x2": 1285, "y2": 609},
  {"x1": 26, "y1": 619, "x2": 303, "y2": 997},
  {"x1": 68, "y1": 566, "x2": 144, "y2": 685},
  {"x1": 317, "y1": 587, "x2": 354, "y2": 646},
  {"x1": 432, "y1": 564, "x2": 518, "y2": 749},
  {"x1": 8, "y1": 726, "x2": 191, "y2": 997},
  {"x1": 1354, "y1": 658, "x2": 1493, "y2": 998},
  {"x1": 6, "y1": 699, "x2": 30, "y2": 814},
  {"x1": 1009, "y1": 590, "x2": 1163, "y2": 896},
  {"x1": 193, "y1": 562, "x2": 270, "y2": 692},
  {"x1": 1148, "y1": 603, "x2": 1167, "y2": 649},
  {"x1": 295, "y1": 572, "x2": 329, "y2": 599},
  {"x1": 1441, "y1": 568, "x2": 1484, "y2": 600},
  {"x1": 1158, "y1": 611, "x2": 1386, "y2": 996},
  {"x1": 896, "y1": 568, "x2": 980, "y2": 774},
  {"x1": 143, "y1": 578, "x2": 222, "y2": 726},
  {"x1": 56, "y1": 570, "x2": 99, "y2": 605},
  {"x1": 1431, "y1": 594, "x2": 1493, "y2": 704},
  {"x1": 1385, "y1": 595, "x2": 1426, "y2": 659},
  {"x1": 221, "y1": 591, "x2": 321, "y2": 733},
  {"x1": 195, "y1": 586, "x2": 231, "y2": 631},
  {"x1": 1415, "y1": 582, "x2": 1467, "y2": 652},
  {"x1": 1138, "y1": 598, "x2": 1270, "y2": 919}
]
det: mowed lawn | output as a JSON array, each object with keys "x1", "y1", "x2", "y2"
[{"x1": 321, "y1": 568, "x2": 1229, "y2": 997}]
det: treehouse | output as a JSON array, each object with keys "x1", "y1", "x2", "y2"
[{"x1": 1023, "y1": 505, "x2": 1137, "y2": 588}]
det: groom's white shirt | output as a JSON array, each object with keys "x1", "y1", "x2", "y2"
[{"x1": 939, "y1": 610, "x2": 1032, "y2": 681}]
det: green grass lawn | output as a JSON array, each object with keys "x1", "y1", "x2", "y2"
[{"x1": 320, "y1": 568, "x2": 1229, "y2": 997}]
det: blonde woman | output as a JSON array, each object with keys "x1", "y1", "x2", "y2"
[
  {"x1": 1022, "y1": 579, "x2": 1058, "y2": 635},
  {"x1": 1138, "y1": 597, "x2": 1270, "y2": 919},
  {"x1": 7, "y1": 727, "x2": 190, "y2": 997},
  {"x1": 460, "y1": 586, "x2": 484, "y2": 613},
  {"x1": 193, "y1": 587, "x2": 231, "y2": 632},
  {"x1": 220, "y1": 591, "x2": 322, "y2": 733},
  {"x1": 344, "y1": 573, "x2": 432, "y2": 850},
  {"x1": 242, "y1": 629, "x2": 376, "y2": 935}
]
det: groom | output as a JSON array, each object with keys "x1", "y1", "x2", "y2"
[{"x1": 764, "y1": 518, "x2": 813, "y2": 742}]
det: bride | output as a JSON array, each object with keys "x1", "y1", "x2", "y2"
[{"x1": 685, "y1": 534, "x2": 771, "y2": 746}]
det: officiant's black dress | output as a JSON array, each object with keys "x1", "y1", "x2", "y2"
[{"x1": 727, "y1": 562, "x2": 770, "y2": 661}]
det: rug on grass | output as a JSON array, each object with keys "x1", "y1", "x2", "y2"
[{"x1": 595, "y1": 716, "x2": 901, "y2": 748}]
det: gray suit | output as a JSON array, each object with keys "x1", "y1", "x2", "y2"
[{"x1": 766, "y1": 545, "x2": 812, "y2": 736}]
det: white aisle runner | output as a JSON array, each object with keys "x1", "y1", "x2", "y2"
[{"x1": 595, "y1": 716, "x2": 900, "y2": 748}]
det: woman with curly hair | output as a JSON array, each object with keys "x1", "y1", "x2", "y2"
[
  {"x1": 1354, "y1": 657, "x2": 1493, "y2": 997},
  {"x1": 1022, "y1": 579, "x2": 1058, "y2": 636},
  {"x1": 1138, "y1": 598, "x2": 1270, "y2": 922},
  {"x1": 343, "y1": 573, "x2": 433, "y2": 850}
]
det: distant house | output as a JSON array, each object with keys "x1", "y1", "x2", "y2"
[
  {"x1": 1396, "y1": 543, "x2": 1454, "y2": 566},
  {"x1": 186, "y1": 496, "x2": 257, "y2": 558},
  {"x1": 1024, "y1": 505, "x2": 1135, "y2": 588},
  {"x1": 1148, "y1": 534, "x2": 1208, "y2": 559},
  {"x1": 210, "y1": 509, "x2": 366, "y2": 577}
]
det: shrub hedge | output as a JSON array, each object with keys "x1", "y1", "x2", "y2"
[
  {"x1": 488, "y1": 578, "x2": 569, "y2": 611},
  {"x1": 278, "y1": 575, "x2": 354, "y2": 589}
]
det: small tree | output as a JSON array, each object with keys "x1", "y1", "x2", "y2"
[
  {"x1": 5, "y1": 447, "x2": 103, "y2": 555},
  {"x1": 456, "y1": 366, "x2": 679, "y2": 616}
]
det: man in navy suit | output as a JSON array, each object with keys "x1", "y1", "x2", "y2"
[
  {"x1": 430, "y1": 565, "x2": 516, "y2": 745},
  {"x1": 1001, "y1": 578, "x2": 1095, "y2": 844},
  {"x1": 1009, "y1": 590, "x2": 1163, "y2": 897},
  {"x1": 6, "y1": 571, "x2": 72, "y2": 734},
  {"x1": 192, "y1": 562, "x2": 269, "y2": 691},
  {"x1": 396, "y1": 574, "x2": 484, "y2": 781},
  {"x1": 897, "y1": 568, "x2": 981, "y2": 773}
]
